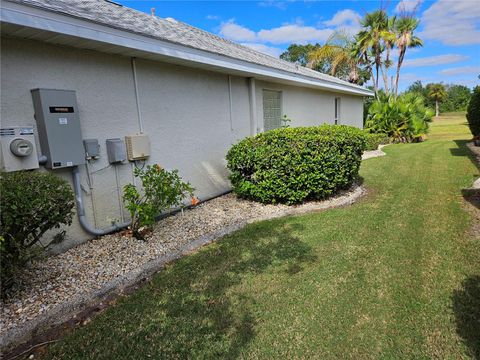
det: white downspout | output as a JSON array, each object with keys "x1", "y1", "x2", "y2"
[
  {"x1": 248, "y1": 77, "x2": 257, "y2": 136},
  {"x1": 131, "y1": 57, "x2": 144, "y2": 134},
  {"x1": 228, "y1": 75, "x2": 234, "y2": 131}
]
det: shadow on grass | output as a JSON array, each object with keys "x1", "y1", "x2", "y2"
[
  {"x1": 452, "y1": 275, "x2": 480, "y2": 360},
  {"x1": 452, "y1": 140, "x2": 479, "y2": 171},
  {"x1": 451, "y1": 140, "x2": 480, "y2": 209},
  {"x1": 46, "y1": 220, "x2": 317, "y2": 359}
]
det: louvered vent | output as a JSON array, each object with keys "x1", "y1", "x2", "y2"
[{"x1": 0, "y1": 128, "x2": 15, "y2": 136}]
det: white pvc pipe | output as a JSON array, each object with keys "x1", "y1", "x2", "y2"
[
  {"x1": 131, "y1": 57, "x2": 144, "y2": 133},
  {"x1": 228, "y1": 75, "x2": 234, "y2": 131}
]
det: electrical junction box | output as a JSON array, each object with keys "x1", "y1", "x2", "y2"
[
  {"x1": 0, "y1": 126, "x2": 39, "y2": 172},
  {"x1": 31, "y1": 89, "x2": 85, "y2": 169},
  {"x1": 125, "y1": 134, "x2": 150, "y2": 161},
  {"x1": 83, "y1": 139, "x2": 100, "y2": 160},
  {"x1": 106, "y1": 138, "x2": 126, "y2": 164}
]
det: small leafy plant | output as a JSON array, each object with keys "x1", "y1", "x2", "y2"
[
  {"x1": 0, "y1": 171, "x2": 75, "y2": 293},
  {"x1": 123, "y1": 165, "x2": 194, "y2": 240}
]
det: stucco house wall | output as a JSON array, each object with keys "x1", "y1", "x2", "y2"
[
  {"x1": 254, "y1": 80, "x2": 364, "y2": 130},
  {"x1": 1, "y1": 36, "x2": 367, "y2": 251}
]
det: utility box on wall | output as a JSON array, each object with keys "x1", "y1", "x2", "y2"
[
  {"x1": 31, "y1": 89, "x2": 85, "y2": 169},
  {"x1": 0, "y1": 126, "x2": 39, "y2": 172}
]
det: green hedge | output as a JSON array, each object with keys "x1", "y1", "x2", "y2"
[
  {"x1": 0, "y1": 171, "x2": 75, "y2": 293},
  {"x1": 226, "y1": 125, "x2": 366, "y2": 204},
  {"x1": 467, "y1": 86, "x2": 480, "y2": 137},
  {"x1": 365, "y1": 133, "x2": 389, "y2": 150}
]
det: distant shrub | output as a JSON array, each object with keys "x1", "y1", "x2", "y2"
[
  {"x1": 365, "y1": 93, "x2": 433, "y2": 142},
  {"x1": 0, "y1": 171, "x2": 75, "y2": 293},
  {"x1": 123, "y1": 165, "x2": 195, "y2": 240},
  {"x1": 364, "y1": 133, "x2": 389, "y2": 150},
  {"x1": 226, "y1": 125, "x2": 366, "y2": 205},
  {"x1": 467, "y1": 86, "x2": 480, "y2": 137}
]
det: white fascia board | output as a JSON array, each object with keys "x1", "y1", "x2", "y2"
[{"x1": 1, "y1": 2, "x2": 374, "y2": 96}]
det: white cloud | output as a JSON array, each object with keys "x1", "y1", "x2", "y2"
[
  {"x1": 258, "y1": 0, "x2": 291, "y2": 10},
  {"x1": 440, "y1": 65, "x2": 480, "y2": 76},
  {"x1": 394, "y1": 0, "x2": 423, "y2": 14},
  {"x1": 218, "y1": 9, "x2": 362, "y2": 47},
  {"x1": 219, "y1": 20, "x2": 257, "y2": 42},
  {"x1": 206, "y1": 15, "x2": 220, "y2": 20},
  {"x1": 420, "y1": 0, "x2": 480, "y2": 45},
  {"x1": 241, "y1": 43, "x2": 284, "y2": 57},
  {"x1": 323, "y1": 9, "x2": 361, "y2": 27},
  {"x1": 258, "y1": 24, "x2": 333, "y2": 44},
  {"x1": 403, "y1": 54, "x2": 469, "y2": 67}
]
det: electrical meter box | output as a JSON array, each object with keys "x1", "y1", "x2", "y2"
[
  {"x1": 125, "y1": 134, "x2": 150, "y2": 161},
  {"x1": 31, "y1": 89, "x2": 85, "y2": 169},
  {"x1": 0, "y1": 126, "x2": 39, "y2": 172},
  {"x1": 106, "y1": 138, "x2": 126, "y2": 164}
]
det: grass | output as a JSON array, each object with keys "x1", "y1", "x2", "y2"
[{"x1": 43, "y1": 113, "x2": 479, "y2": 359}]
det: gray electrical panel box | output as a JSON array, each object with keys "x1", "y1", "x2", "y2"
[
  {"x1": 83, "y1": 139, "x2": 100, "y2": 159},
  {"x1": 106, "y1": 138, "x2": 126, "y2": 164},
  {"x1": 31, "y1": 89, "x2": 85, "y2": 169}
]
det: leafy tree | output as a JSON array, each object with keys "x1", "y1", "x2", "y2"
[
  {"x1": 427, "y1": 83, "x2": 447, "y2": 117},
  {"x1": 394, "y1": 16, "x2": 423, "y2": 96},
  {"x1": 466, "y1": 86, "x2": 480, "y2": 137},
  {"x1": 308, "y1": 31, "x2": 370, "y2": 85},
  {"x1": 280, "y1": 44, "x2": 324, "y2": 71},
  {"x1": 440, "y1": 85, "x2": 471, "y2": 112}
]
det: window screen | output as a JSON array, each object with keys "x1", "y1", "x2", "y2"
[
  {"x1": 263, "y1": 90, "x2": 282, "y2": 131},
  {"x1": 334, "y1": 97, "x2": 341, "y2": 124}
]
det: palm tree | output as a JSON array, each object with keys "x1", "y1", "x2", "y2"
[
  {"x1": 379, "y1": 16, "x2": 396, "y2": 95},
  {"x1": 428, "y1": 83, "x2": 447, "y2": 117},
  {"x1": 308, "y1": 30, "x2": 363, "y2": 84},
  {"x1": 356, "y1": 10, "x2": 389, "y2": 95},
  {"x1": 394, "y1": 16, "x2": 423, "y2": 96}
]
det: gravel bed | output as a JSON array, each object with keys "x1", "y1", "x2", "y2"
[{"x1": 0, "y1": 186, "x2": 364, "y2": 351}]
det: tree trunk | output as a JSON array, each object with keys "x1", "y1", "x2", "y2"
[
  {"x1": 381, "y1": 65, "x2": 389, "y2": 95},
  {"x1": 395, "y1": 49, "x2": 405, "y2": 98},
  {"x1": 435, "y1": 100, "x2": 439, "y2": 117}
]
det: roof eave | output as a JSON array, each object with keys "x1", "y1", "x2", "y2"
[{"x1": 1, "y1": 1, "x2": 375, "y2": 97}]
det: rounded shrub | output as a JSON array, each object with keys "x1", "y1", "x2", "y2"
[
  {"x1": 226, "y1": 125, "x2": 366, "y2": 204},
  {"x1": 365, "y1": 132, "x2": 389, "y2": 150},
  {"x1": 466, "y1": 86, "x2": 480, "y2": 138},
  {"x1": 0, "y1": 171, "x2": 75, "y2": 293}
]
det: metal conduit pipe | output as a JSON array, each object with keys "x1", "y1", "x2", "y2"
[{"x1": 72, "y1": 166, "x2": 131, "y2": 236}]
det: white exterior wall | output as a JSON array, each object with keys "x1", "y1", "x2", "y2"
[
  {"x1": 255, "y1": 80, "x2": 364, "y2": 130},
  {"x1": 1, "y1": 37, "x2": 364, "y2": 252}
]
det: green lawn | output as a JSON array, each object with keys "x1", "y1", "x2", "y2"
[{"x1": 44, "y1": 113, "x2": 479, "y2": 359}]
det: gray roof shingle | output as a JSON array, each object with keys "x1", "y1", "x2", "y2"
[{"x1": 7, "y1": 0, "x2": 370, "y2": 93}]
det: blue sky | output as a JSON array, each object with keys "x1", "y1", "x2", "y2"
[{"x1": 119, "y1": 0, "x2": 480, "y2": 91}]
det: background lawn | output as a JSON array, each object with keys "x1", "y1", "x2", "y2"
[{"x1": 42, "y1": 113, "x2": 479, "y2": 359}]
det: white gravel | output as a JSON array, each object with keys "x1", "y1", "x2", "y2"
[{"x1": 0, "y1": 186, "x2": 364, "y2": 351}]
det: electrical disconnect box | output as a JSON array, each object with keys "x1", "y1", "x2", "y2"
[
  {"x1": 125, "y1": 134, "x2": 150, "y2": 161},
  {"x1": 31, "y1": 89, "x2": 85, "y2": 169},
  {"x1": 106, "y1": 138, "x2": 126, "y2": 164},
  {"x1": 0, "y1": 126, "x2": 39, "y2": 172},
  {"x1": 83, "y1": 139, "x2": 100, "y2": 160}
]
